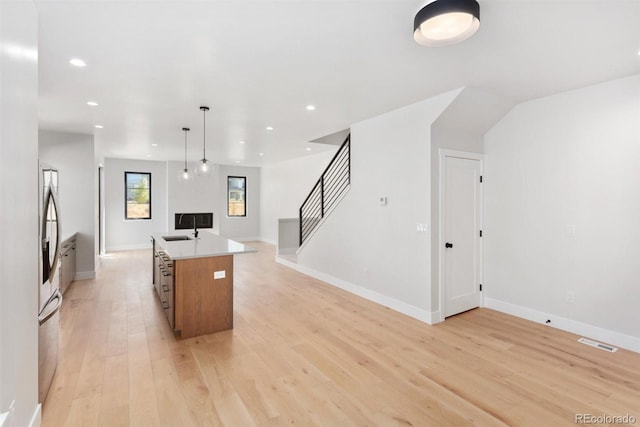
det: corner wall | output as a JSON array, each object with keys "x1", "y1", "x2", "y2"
[
  {"x1": 296, "y1": 89, "x2": 461, "y2": 321},
  {"x1": 260, "y1": 149, "x2": 338, "y2": 244},
  {"x1": 39, "y1": 130, "x2": 96, "y2": 279},
  {"x1": 0, "y1": 1, "x2": 40, "y2": 425},
  {"x1": 484, "y1": 74, "x2": 640, "y2": 342}
]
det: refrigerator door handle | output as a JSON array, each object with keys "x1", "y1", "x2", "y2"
[
  {"x1": 42, "y1": 186, "x2": 61, "y2": 284},
  {"x1": 38, "y1": 289, "x2": 63, "y2": 325}
]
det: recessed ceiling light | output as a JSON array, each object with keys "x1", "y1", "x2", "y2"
[
  {"x1": 266, "y1": 126, "x2": 274, "y2": 131},
  {"x1": 259, "y1": 153, "x2": 265, "y2": 156},
  {"x1": 146, "y1": 154, "x2": 151, "y2": 158},
  {"x1": 69, "y1": 58, "x2": 86, "y2": 67},
  {"x1": 239, "y1": 141, "x2": 245, "y2": 144},
  {"x1": 151, "y1": 143, "x2": 158, "y2": 147},
  {"x1": 306, "y1": 105, "x2": 316, "y2": 111},
  {"x1": 306, "y1": 148, "x2": 312, "y2": 151},
  {"x1": 235, "y1": 160, "x2": 240, "y2": 164},
  {"x1": 94, "y1": 125, "x2": 103, "y2": 129},
  {"x1": 87, "y1": 101, "x2": 98, "y2": 106}
]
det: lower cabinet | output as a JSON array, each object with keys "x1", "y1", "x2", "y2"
[
  {"x1": 60, "y1": 234, "x2": 76, "y2": 294},
  {"x1": 151, "y1": 239, "x2": 233, "y2": 338},
  {"x1": 153, "y1": 241, "x2": 175, "y2": 330}
]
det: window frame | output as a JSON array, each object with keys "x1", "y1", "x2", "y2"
[
  {"x1": 227, "y1": 176, "x2": 247, "y2": 218},
  {"x1": 124, "y1": 171, "x2": 152, "y2": 220}
]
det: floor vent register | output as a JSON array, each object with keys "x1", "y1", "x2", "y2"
[{"x1": 578, "y1": 337, "x2": 618, "y2": 352}]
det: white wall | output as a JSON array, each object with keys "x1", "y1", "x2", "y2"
[
  {"x1": 297, "y1": 90, "x2": 460, "y2": 322},
  {"x1": 218, "y1": 165, "x2": 260, "y2": 240},
  {"x1": 484, "y1": 74, "x2": 640, "y2": 340},
  {"x1": 39, "y1": 130, "x2": 96, "y2": 279},
  {"x1": 104, "y1": 158, "x2": 168, "y2": 251},
  {"x1": 260, "y1": 149, "x2": 337, "y2": 244},
  {"x1": 428, "y1": 87, "x2": 514, "y2": 312},
  {"x1": 167, "y1": 160, "x2": 219, "y2": 232},
  {"x1": 0, "y1": 1, "x2": 40, "y2": 425}
]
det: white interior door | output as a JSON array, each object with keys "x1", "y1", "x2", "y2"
[{"x1": 442, "y1": 154, "x2": 482, "y2": 317}]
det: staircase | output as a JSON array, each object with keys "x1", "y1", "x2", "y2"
[{"x1": 299, "y1": 134, "x2": 351, "y2": 246}]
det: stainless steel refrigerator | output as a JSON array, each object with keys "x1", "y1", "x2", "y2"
[{"x1": 38, "y1": 163, "x2": 63, "y2": 403}]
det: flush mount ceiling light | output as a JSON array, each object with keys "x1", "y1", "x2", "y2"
[
  {"x1": 178, "y1": 127, "x2": 192, "y2": 182},
  {"x1": 196, "y1": 106, "x2": 212, "y2": 177},
  {"x1": 413, "y1": 0, "x2": 480, "y2": 47}
]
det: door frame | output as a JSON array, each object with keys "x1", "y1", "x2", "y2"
[{"x1": 438, "y1": 149, "x2": 484, "y2": 321}]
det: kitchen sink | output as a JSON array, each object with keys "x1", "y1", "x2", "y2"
[{"x1": 162, "y1": 235, "x2": 192, "y2": 241}]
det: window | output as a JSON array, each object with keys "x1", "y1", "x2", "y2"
[
  {"x1": 125, "y1": 172, "x2": 151, "y2": 220},
  {"x1": 227, "y1": 176, "x2": 246, "y2": 217}
]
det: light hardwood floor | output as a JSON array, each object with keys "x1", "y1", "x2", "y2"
[{"x1": 42, "y1": 242, "x2": 640, "y2": 426}]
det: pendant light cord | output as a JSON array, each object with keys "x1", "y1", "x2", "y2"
[
  {"x1": 183, "y1": 128, "x2": 189, "y2": 170},
  {"x1": 202, "y1": 108, "x2": 206, "y2": 159}
]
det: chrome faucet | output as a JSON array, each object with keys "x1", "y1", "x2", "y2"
[{"x1": 179, "y1": 214, "x2": 198, "y2": 238}]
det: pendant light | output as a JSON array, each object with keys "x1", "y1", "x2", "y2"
[
  {"x1": 413, "y1": 0, "x2": 480, "y2": 47},
  {"x1": 196, "y1": 106, "x2": 212, "y2": 176},
  {"x1": 177, "y1": 127, "x2": 192, "y2": 181}
]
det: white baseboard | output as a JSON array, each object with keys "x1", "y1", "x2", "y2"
[
  {"x1": 261, "y1": 238, "x2": 277, "y2": 245},
  {"x1": 277, "y1": 247, "x2": 297, "y2": 255},
  {"x1": 106, "y1": 243, "x2": 151, "y2": 252},
  {"x1": 231, "y1": 236, "x2": 262, "y2": 243},
  {"x1": 484, "y1": 297, "x2": 640, "y2": 353},
  {"x1": 74, "y1": 271, "x2": 96, "y2": 281},
  {"x1": 276, "y1": 256, "x2": 439, "y2": 325},
  {"x1": 30, "y1": 404, "x2": 41, "y2": 427}
]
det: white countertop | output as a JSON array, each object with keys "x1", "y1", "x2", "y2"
[{"x1": 152, "y1": 231, "x2": 257, "y2": 260}]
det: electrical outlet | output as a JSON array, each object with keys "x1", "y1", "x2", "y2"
[
  {"x1": 416, "y1": 223, "x2": 428, "y2": 233},
  {"x1": 566, "y1": 291, "x2": 575, "y2": 304},
  {"x1": 214, "y1": 270, "x2": 226, "y2": 279}
]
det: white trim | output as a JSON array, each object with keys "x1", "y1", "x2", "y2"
[
  {"x1": 277, "y1": 247, "x2": 297, "y2": 255},
  {"x1": 229, "y1": 236, "x2": 261, "y2": 243},
  {"x1": 278, "y1": 218, "x2": 299, "y2": 223},
  {"x1": 30, "y1": 404, "x2": 41, "y2": 427},
  {"x1": 277, "y1": 255, "x2": 440, "y2": 325},
  {"x1": 74, "y1": 271, "x2": 96, "y2": 280},
  {"x1": 106, "y1": 243, "x2": 151, "y2": 252},
  {"x1": 484, "y1": 297, "x2": 640, "y2": 353},
  {"x1": 438, "y1": 149, "x2": 484, "y2": 320},
  {"x1": 261, "y1": 237, "x2": 277, "y2": 245}
]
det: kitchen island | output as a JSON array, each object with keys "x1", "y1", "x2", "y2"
[{"x1": 151, "y1": 231, "x2": 256, "y2": 338}]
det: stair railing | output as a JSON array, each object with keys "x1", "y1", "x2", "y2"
[{"x1": 299, "y1": 134, "x2": 351, "y2": 246}]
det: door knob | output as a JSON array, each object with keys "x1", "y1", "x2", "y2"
[{"x1": 445, "y1": 242, "x2": 453, "y2": 248}]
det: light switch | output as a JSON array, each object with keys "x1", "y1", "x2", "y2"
[
  {"x1": 379, "y1": 196, "x2": 387, "y2": 206},
  {"x1": 214, "y1": 270, "x2": 226, "y2": 279}
]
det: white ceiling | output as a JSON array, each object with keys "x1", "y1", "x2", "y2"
[{"x1": 36, "y1": 0, "x2": 640, "y2": 166}]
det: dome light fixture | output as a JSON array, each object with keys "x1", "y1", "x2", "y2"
[
  {"x1": 413, "y1": 0, "x2": 480, "y2": 47},
  {"x1": 178, "y1": 127, "x2": 192, "y2": 182},
  {"x1": 196, "y1": 106, "x2": 212, "y2": 177}
]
